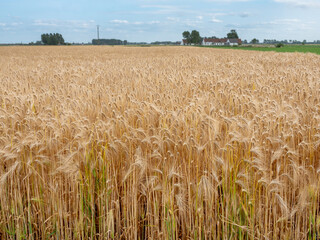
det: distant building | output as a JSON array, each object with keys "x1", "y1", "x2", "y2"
[
  {"x1": 202, "y1": 38, "x2": 242, "y2": 46},
  {"x1": 181, "y1": 41, "x2": 197, "y2": 45},
  {"x1": 182, "y1": 39, "x2": 188, "y2": 45},
  {"x1": 228, "y1": 39, "x2": 242, "y2": 46}
]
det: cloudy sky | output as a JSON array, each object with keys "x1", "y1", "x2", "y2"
[{"x1": 0, "y1": 0, "x2": 319, "y2": 43}]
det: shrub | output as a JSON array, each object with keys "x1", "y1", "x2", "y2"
[{"x1": 275, "y1": 43, "x2": 284, "y2": 48}]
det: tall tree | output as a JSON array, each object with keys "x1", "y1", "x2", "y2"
[
  {"x1": 250, "y1": 38, "x2": 259, "y2": 44},
  {"x1": 182, "y1": 31, "x2": 191, "y2": 44},
  {"x1": 227, "y1": 29, "x2": 239, "y2": 39},
  {"x1": 190, "y1": 30, "x2": 201, "y2": 44},
  {"x1": 41, "y1": 34, "x2": 49, "y2": 44}
]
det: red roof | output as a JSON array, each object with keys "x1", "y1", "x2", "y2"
[
  {"x1": 229, "y1": 39, "x2": 242, "y2": 44},
  {"x1": 204, "y1": 38, "x2": 228, "y2": 43}
]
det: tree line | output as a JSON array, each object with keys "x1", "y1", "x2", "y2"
[
  {"x1": 92, "y1": 39, "x2": 127, "y2": 45},
  {"x1": 182, "y1": 29, "x2": 239, "y2": 45}
]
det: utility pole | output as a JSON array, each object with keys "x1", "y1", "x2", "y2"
[{"x1": 97, "y1": 25, "x2": 100, "y2": 45}]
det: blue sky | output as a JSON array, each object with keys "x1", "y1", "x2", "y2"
[{"x1": 0, "y1": 0, "x2": 319, "y2": 43}]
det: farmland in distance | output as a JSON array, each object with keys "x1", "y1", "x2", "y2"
[
  {"x1": 0, "y1": 46, "x2": 320, "y2": 239},
  {"x1": 200, "y1": 44, "x2": 320, "y2": 55}
]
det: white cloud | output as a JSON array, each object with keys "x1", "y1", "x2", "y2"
[
  {"x1": 211, "y1": 18, "x2": 223, "y2": 23},
  {"x1": 186, "y1": 22, "x2": 197, "y2": 27},
  {"x1": 0, "y1": 23, "x2": 6, "y2": 26},
  {"x1": 206, "y1": 0, "x2": 251, "y2": 2},
  {"x1": 33, "y1": 20, "x2": 58, "y2": 26},
  {"x1": 141, "y1": 4, "x2": 176, "y2": 8},
  {"x1": 278, "y1": 18, "x2": 300, "y2": 23},
  {"x1": 32, "y1": 20, "x2": 95, "y2": 29},
  {"x1": 11, "y1": 22, "x2": 22, "y2": 26},
  {"x1": 140, "y1": 4, "x2": 180, "y2": 12},
  {"x1": 197, "y1": 16, "x2": 203, "y2": 20},
  {"x1": 209, "y1": 12, "x2": 228, "y2": 18},
  {"x1": 110, "y1": 20, "x2": 159, "y2": 26},
  {"x1": 265, "y1": 18, "x2": 301, "y2": 25},
  {"x1": 111, "y1": 20, "x2": 129, "y2": 24},
  {"x1": 140, "y1": 4, "x2": 193, "y2": 15},
  {"x1": 167, "y1": 17, "x2": 180, "y2": 22},
  {"x1": 149, "y1": 21, "x2": 160, "y2": 24},
  {"x1": 273, "y1": 0, "x2": 320, "y2": 8},
  {"x1": 239, "y1": 12, "x2": 250, "y2": 18}
]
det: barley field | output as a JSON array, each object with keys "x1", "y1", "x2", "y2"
[{"x1": 0, "y1": 46, "x2": 320, "y2": 239}]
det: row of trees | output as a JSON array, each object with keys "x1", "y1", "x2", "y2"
[
  {"x1": 41, "y1": 33, "x2": 65, "y2": 45},
  {"x1": 182, "y1": 30, "x2": 308, "y2": 46},
  {"x1": 92, "y1": 39, "x2": 128, "y2": 45},
  {"x1": 35, "y1": 32, "x2": 320, "y2": 46},
  {"x1": 263, "y1": 39, "x2": 307, "y2": 44},
  {"x1": 182, "y1": 29, "x2": 240, "y2": 45},
  {"x1": 243, "y1": 39, "x2": 310, "y2": 45}
]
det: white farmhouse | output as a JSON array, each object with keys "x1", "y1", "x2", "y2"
[{"x1": 202, "y1": 38, "x2": 242, "y2": 46}]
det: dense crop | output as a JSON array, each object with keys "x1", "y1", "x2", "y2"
[{"x1": 0, "y1": 46, "x2": 320, "y2": 239}]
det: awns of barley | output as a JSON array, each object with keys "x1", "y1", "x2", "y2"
[{"x1": 0, "y1": 46, "x2": 320, "y2": 239}]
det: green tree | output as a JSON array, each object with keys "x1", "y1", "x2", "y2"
[
  {"x1": 275, "y1": 43, "x2": 284, "y2": 48},
  {"x1": 41, "y1": 34, "x2": 49, "y2": 44},
  {"x1": 55, "y1": 33, "x2": 65, "y2": 45},
  {"x1": 227, "y1": 29, "x2": 239, "y2": 39},
  {"x1": 190, "y1": 30, "x2": 201, "y2": 44},
  {"x1": 182, "y1": 31, "x2": 191, "y2": 44},
  {"x1": 251, "y1": 38, "x2": 259, "y2": 44},
  {"x1": 41, "y1": 33, "x2": 65, "y2": 45}
]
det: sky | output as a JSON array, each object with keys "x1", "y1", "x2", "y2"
[{"x1": 0, "y1": 0, "x2": 319, "y2": 43}]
